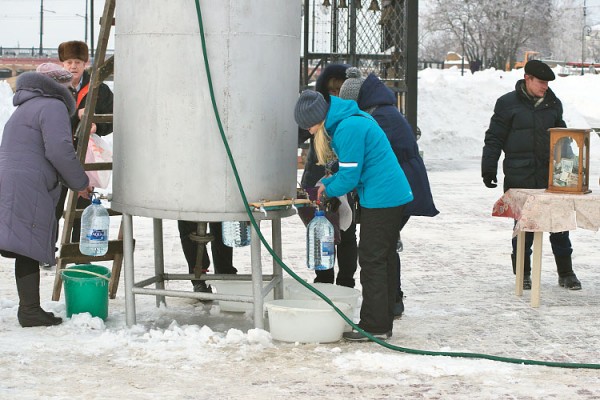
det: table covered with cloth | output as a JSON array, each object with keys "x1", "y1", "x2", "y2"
[
  {"x1": 492, "y1": 188, "x2": 600, "y2": 307},
  {"x1": 492, "y1": 188, "x2": 600, "y2": 235}
]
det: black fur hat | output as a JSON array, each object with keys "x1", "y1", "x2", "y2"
[{"x1": 58, "y1": 40, "x2": 89, "y2": 62}]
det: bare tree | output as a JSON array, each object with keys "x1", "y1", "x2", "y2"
[
  {"x1": 550, "y1": 0, "x2": 584, "y2": 63},
  {"x1": 422, "y1": 0, "x2": 555, "y2": 70}
]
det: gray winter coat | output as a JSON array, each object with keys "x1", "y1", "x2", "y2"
[{"x1": 0, "y1": 72, "x2": 89, "y2": 264}]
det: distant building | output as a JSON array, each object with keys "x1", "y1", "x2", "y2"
[{"x1": 444, "y1": 52, "x2": 468, "y2": 70}]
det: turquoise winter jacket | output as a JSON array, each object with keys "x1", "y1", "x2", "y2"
[{"x1": 321, "y1": 96, "x2": 413, "y2": 209}]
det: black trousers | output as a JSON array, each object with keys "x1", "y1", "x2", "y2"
[
  {"x1": 358, "y1": 205, "x2": 405, "y2": 333},
  {"x1": 314, "y1": 221, "x2": 358, "y2": 287},
  {"x1": 511, "y1": 227, "x2": 572, "y2": 276},
  {"x1": 15, "y1": 254, "x2": 39, "y2": 278},
  {"x1": 395, "y1": 215, "x2": 411, "y2": 300},
  {"x1": 0, "y1": 251, "x2": 39, "y2": 278},
  {"x1": 178, "y1": 221, "x2": 237, "y2": 284}
]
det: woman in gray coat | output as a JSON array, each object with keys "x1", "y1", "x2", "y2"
[{"x1": 0, "y1": 64, "x2": 90, "y2": 327}]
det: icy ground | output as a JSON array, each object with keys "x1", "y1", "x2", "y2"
[{"x1": 1, "y1": 67, "x2": 600, "y2": 399}]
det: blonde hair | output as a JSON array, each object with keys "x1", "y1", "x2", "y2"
[{"x1": 313, "y1": 122, "x2": 336, "y2": 166}]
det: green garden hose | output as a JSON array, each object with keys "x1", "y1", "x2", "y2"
[{"x1": 193, "y1": 0, "x2": 599, "y2": 370}]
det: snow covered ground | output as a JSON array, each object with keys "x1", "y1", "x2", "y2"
[{"x1": 1, "y1": 67, "x2": 600, "y2": 399}]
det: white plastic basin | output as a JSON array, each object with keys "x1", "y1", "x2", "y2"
[
  {"x1": 265, "y1": 299, "x2": 352, "y2": 343},
  {"x1": 207, "y1": 278, "x2": 304, "y2": 312},
  {"x1": 285, "y1": 282, "x2": 361, "y2": 331}
]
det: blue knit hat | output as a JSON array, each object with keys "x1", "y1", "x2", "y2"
[{"x1": 294, "y1": 90, "x2": 329, "y2": 130}]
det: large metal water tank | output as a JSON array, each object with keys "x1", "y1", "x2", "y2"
[{"x1": 111, "y1": 1, "x2": 300, "y2": 221}]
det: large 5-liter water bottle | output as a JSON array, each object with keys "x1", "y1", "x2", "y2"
[
  {"x1": 79, "y1": 197, "x2": 110, "y2": 256},
  {"x1": 307, "y1": 210, "x2": 335, "y2": 270},
  {"x1": 222, "y1": 221, "x2": 251, "y2": 247}
]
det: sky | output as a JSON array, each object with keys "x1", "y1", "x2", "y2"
[
  {"x1": 0, "y1": 0, "x2": 113, "y2": 51},
  {"x1": 1, "y1": 0, "x2": 600, "y2": 51},
  {"x1": 1, "y1": 66, "x2": 600, "y2": 398}
]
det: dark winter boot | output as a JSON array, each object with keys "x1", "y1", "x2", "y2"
[
  {"x1": 393, "y1": 292, "x2": 404, "y2": 319},
  {"x1": 15, "y1": 272, "x2": 62, "y2": 327},
  {"x1": 554, "y1": 255, "x2": 581, "y2": 290},
  {"x1": 511, "y1": 254, "x2": 531, "y2": 289},
  {"x1": 314, "y1": 268, "x2": 334, "y2": 284}
]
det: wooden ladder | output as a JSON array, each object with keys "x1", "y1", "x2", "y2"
[{"x1": 52, "y1": 0, "x2": 125, "y2": 301}]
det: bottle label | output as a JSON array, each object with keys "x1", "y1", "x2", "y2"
[
  {"x1": 88, "y1": 229, "x2": 107, "y2": 241},
  {"x1": 321, "y1": 236, "x2": 334, "y2": 256}
]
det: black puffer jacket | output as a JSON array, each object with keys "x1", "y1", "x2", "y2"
[{"x1": 482, "y1": 80, "x2": 566, "y2": 192}]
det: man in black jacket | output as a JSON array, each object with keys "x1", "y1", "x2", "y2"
[{"x1": 482, "y1": 60, "x2": 581, "y2": 290}]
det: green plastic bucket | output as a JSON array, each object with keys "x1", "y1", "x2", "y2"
[{"x1": 61, "y1": 264, "x2": 111, "y2": 320}]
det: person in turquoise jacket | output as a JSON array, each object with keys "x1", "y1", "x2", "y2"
[{"x1": 294, "y1": 90, "x2": 413, "y2": 341}]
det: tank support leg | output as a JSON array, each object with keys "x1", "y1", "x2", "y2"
[
  {"x1": 272, "y1": 218, "x2": 283, "y2": 300},
  {"x1": 251, "y1": 221, "x2": 264, "y2": 329},
  {"x1": 123, "y1": 213, "x2": 136, "y2": 327},
  {"x1": 153, "y1": 219, "x2": 166, "y2": 307}
]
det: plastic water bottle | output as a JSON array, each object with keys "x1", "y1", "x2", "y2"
[
  {"x1": 306, "y1": 210, "x2": 335, "y2": 270},
  {"x1": 222, "y1": 221, "x2": 251, "y2": 247},
  {"x1": 79, "y1": 197, "x2": 109, "y2": 256}
]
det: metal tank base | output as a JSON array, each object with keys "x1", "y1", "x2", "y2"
[{"x1": 122, "y1": 210, "x2": 294, "y2": 329}]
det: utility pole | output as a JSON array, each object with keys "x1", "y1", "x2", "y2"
[
  {"x1": 461, "y1": 20, "x2": 466, "y2": 76},
  {"x1": 85, "y1": 0, "x2": 89, "y2": 45},
  {"x1": 90, "y1": 0, "x2": 95, "y2": 59},
  {"x1": 406, "y1": 0, "x2": 419, "y2": 135},
  {"x1": 39, "y1": 0, "x2": 43, "y2": 56},
  {"x1": 582, "y1": 0, "x2": 587, "y2": 76}
]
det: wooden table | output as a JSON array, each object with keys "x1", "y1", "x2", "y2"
[{"x1": 493, "y1": 188, "x2": 600, "y2": 306}]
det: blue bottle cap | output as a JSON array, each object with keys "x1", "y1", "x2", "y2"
[
  {"x1": 315, "y1": 210, "x2": 325, "y2": 216},
  {"x1": 92, "y1": 197, "x2": 101, "y2": 205}
]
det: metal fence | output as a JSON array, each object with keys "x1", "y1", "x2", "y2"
[
  {"x1": 301, "y1": 0, "x2": 407, "y2": 90},
  {"x1": 300, "y1": 0, "x2": 418, "y2": 133}
]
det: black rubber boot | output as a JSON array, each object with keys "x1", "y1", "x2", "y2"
[
  {"x1": 554, "y1": 255, "x2": 581, "y2": 290},
  {"x1": 554, "y1": 254, "x2": 574, "y2": 277},
  {"x1": 511, "y1": 253, "x2": 531, "y2": 276},
  {"x1": 16, "y1": 272, "x2": 62, "y2": 327},
  {"x1": 511, "y1": 254, "x2": 531, "y2": 289}
]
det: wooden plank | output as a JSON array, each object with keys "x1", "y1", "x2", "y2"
[
  {"x1": 249, "y1": 199, "x2": 311, "y2": 210},
  {"x1": 83, "y1": 162, "x2": 112, "y2": 171},
  {"x1": 58, "y1": 240, "x2": 127, "y2": 262},
  {"x1": 96, "y1": 55, "x2": 114, "y2": 82},
  {"x1": 91, "y1": 114, "x2": 113, "y2": 124},
  {"x1": 109, "y1": 224, "x2": 125, "y2": 299}
]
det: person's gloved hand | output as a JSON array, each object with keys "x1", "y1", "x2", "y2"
[
  {"x1": 483, "y1": 174, "x2": 498, "y2": 188},
  {"x1": 323, "y1": 196, "x2": 341, "y2": 213}
]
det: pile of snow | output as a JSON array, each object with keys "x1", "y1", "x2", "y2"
[{"x1": 417, "y1": 67, "x2": 600, "y2": 160}]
